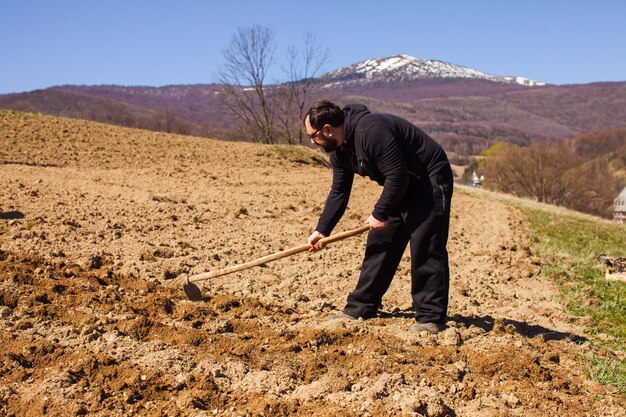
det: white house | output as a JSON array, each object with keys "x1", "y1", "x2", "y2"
[
  {"x1": 614, "y1": 186, "x2": 626, "y2": 224},
  {"x1": 471, "y1": 170, "x2": 485, "y2": 187}
]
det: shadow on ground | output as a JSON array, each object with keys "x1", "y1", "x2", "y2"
[
  {"x1": 449, "y1": 314, "x2": 588, "y2": 343},
  {"x1": 0, "y1": 211, "x2": 25, "y2": 220}
]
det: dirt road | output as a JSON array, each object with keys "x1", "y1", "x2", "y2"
[{"x1": 1, "y1": 111, "x2": 623, "y2": 416}]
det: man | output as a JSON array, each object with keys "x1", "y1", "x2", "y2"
[{"x1": 305, "y1": 100, "x2": 453, "y2": 334}]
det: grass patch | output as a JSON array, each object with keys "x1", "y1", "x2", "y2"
[
  {"x1": 587, "y1": 355, "x2": 626, "y2": 394},
  {"x1": 519, "y1": 207, "x2": 625, "y2": 393},
  {"x1": 521, "y1": 209, "x2": 625, "y2": 342},
  {"x1": 267, "y1": 145, "x2": 329, "y2": 167}
]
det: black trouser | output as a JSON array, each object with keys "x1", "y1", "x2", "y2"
[{"x1": 343, "y1": 167, "x2": 453, "y2": 323}]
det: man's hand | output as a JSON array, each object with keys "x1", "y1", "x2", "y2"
[
  {"x1": 366, "y1": 214, "x2": 388, "y2": 230},
  {"x1": 308, "y1": 231, "x2": 327, "y2": 251}
]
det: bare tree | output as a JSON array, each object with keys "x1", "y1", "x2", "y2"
[
  {"x1": 152, "y1": 108, "x2": 191, "y2": 135},
  {"x1": 276, "y1": 33, "x2": 329, "y2": 144},
  {"x1": 218, "y1": 25, "x2": 276, "y2": 144}
]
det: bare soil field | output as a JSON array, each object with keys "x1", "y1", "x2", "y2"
[{"x1": 1, "y1": 111, "x2": 623, "y2": 416}]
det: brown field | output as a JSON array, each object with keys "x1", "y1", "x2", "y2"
[{"x1": 1, "y1": 110, "x2": 623, "y2": 416}]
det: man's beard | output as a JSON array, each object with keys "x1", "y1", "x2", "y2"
[{"x1": 314, "y1": 136, "x2": 338, "y2": 153}]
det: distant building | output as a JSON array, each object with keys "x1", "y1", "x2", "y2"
[
  {"x1": 470, "y1": 170, "x2": 484, "y2": 187},
  {"x1": 614, "y1": 186, "x2": 626, "y2": 224}
]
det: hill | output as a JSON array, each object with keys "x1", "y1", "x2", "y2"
[
  {"x1": 328, "y1": 81, "x2": 626, "y2": 155},
  {"x1": 0, "y1": 86, "x2": 204, "y2": 135},
  {"x1": 2, "y1": 55, "x2": 626, "y2": 155},
  {"x1": 1, "y1": 111, "x2": 623, "y2": 415}
]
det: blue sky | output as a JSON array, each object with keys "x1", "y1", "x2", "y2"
[{"x1": 1, "y1": 0, "x2": 625, "y2": 94}]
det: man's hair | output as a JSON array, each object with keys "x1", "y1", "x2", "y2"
[{"x1": 306, "y1": 100, "x2": 344, "y2": 129}]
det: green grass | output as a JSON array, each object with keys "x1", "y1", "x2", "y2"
[
  {"x1": 519, "y1": 207, "x2": 625, "y2": 394},
  {"x1": 521, "y1": 209, "x2": 625, "y2": 341},
  {"x1": 267, "y1": 145, "x2": 329, "y2": 167},
  {"x1": 587, "y1": 355, "x2": 626, "y2": 394}
]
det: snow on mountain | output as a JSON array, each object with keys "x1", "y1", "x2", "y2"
[{"x1": 320, "y1": 54, "x2": 545, "y2": 87}]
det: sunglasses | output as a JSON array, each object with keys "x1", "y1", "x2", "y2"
[{"x1": 307, "y1": 128, "x2": 321, "y2": 140}]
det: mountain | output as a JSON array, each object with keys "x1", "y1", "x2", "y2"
[
  {"x1": 320, "y1": 54, "x2": 545, "y2": 87},
  {"x1": 1, "y1": 54, "x2": 625, "y2": 157}
]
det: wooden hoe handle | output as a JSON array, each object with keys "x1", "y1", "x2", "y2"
[{"x1": 186, "y1": 224, "x2": 370, "y2": 285}]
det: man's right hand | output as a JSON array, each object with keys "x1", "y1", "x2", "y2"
[{"x1": 308, "y1": 231, "x2": 326, "y2": 251}]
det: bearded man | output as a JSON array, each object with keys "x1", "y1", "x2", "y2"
[{"x1": 304, "y1": 100, "x2": 453, "y2": 334}]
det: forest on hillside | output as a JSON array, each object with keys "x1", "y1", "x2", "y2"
[{"x1": 466, "y1": 127, "x2": 626, "y2": 219}]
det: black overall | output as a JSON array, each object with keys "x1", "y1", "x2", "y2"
[{"x1": 316, "y1": 104, "x2": 453, "y2": 324}]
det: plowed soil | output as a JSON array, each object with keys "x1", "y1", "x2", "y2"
[{"x1": 1, "y1": 111, "x2": 623, "y2": 416}]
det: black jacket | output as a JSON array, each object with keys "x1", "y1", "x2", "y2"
[{"x1": 316, "y1": 104, "x2": 450, "y2": 235}]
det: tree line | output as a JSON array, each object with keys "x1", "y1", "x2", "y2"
[{"x1": 471, "y1": 130, "x2": 626, "y2": 219}]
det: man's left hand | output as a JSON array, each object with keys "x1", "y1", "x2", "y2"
[{"x1": 366, "y1": 215, "x2": 387, "y2": 230}]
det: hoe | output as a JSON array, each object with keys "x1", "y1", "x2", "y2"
[{"x1": 179, "y1": 225, "x2": 370, "y2": 301}]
